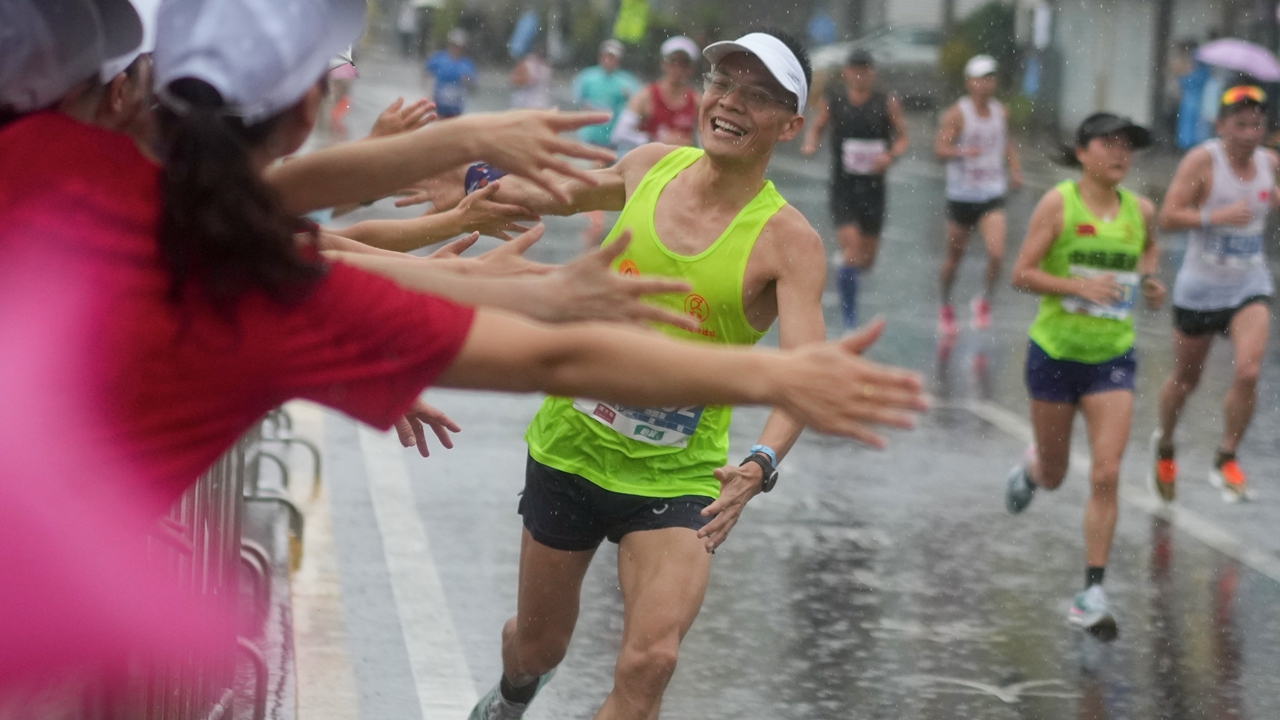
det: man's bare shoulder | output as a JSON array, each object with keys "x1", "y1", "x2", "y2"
[
  {"x1": 1174, "y1": 145, "x2": 1214, "y2": 176},
  {"x1": 757, "y1": 205, "x2": 826, "y2": 274},
  {"x1": 616, "y1": 143, "x2": 680, "y2": 175}
]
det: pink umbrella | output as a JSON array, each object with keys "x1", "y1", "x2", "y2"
[{"x1": 1196, "y1": 38, "x2": 1280, "y2": 82}]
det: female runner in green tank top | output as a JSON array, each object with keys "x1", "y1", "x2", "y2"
[{"x1": 1004, "y1": 113, "x2": 1166, "y2": 641}]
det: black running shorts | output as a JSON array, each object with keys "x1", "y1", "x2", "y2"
[
  {"x1": 831, "y1": 174, "x2": 886, "y2": 236},
  {"x1": 518, "y1": 455, "x2": 713, "y2": 552},
  {"x1": 1173, "y1": 296, "x2": 1271, "y2": 337},
  {"x1": 946, "y1": 196, "x2": 1005, "y2": 227}
]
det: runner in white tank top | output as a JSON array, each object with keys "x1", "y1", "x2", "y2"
[
  {"x1": 934, "y1": 55, "x2": 1023, "y2": 338},
  {"x1": 1152, "y1": 85, "x2": 1280, "y2": 504}
]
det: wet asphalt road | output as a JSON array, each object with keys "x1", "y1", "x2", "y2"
[{"x1": 309, "y1": 46, "x2": 1280, "y2": 719}]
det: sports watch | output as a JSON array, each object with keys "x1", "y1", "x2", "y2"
[{"x1": 741, "y1": 451, "x2": 779, "y2": 493}]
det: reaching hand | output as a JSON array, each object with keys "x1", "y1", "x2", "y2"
[
  {"x1": 773, "y1": 319, "x2": 928, "y2": 445},
  {"x1": 541, "y1": 232, "x2": 696, "y2": 328},
  {"x1": 451, "y1": 181, "x2": 541, "y2": 240},
  {"x1": 394, "y1": 165, "x2": 468, "y2": 212},
  {"x1": 463, "y1": 110, "x2": 617, "y2": 204},
  {"x1": 393, "y1": 398, "x2": 461, "y2": 457},
  {"x1": 697, "y1": 462, "x2": 765, "y2": 552},
  {"x1": 369, "y1": 97, "x2": 437, "y2": 138}
]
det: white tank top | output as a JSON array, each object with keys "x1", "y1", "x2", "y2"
[
  {"x1": 945, "y1": 96, "x2": 1008, "y2": 202},
  {"x1": 1172, "y1": 139, "x2": 1276, "y2": 310}
]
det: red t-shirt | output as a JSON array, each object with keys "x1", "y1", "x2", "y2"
[{"x1": 0, "y1": 112, "x2": 476, "y2": 512}]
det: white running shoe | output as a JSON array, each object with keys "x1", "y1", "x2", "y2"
[
  {"x1": 1068, "y1": 585, "x2": 1118, "y2": 642},
  {"x1": 468, "y1": 670, "x2": 556, "y2": 720}
]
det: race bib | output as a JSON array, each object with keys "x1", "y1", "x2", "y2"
[
  {"x1": 841, "y1": 139, "x2": 887, "y2": 175},
  {"x1": 962, "y1": 158, "x2": 1002, "y2": 186},
  {"x1": 1203, "y1": 232, "x2": 1264, "y2": 269},
  {"x1": 1061, "y1": 266, "x2": 1139, "y2": 321},
  {"x1": 573, "y1": 399, "x2": 704, "y2": 447}
]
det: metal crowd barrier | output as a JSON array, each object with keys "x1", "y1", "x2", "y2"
[{"x1": 72, "y1": 407, "x2": 320, "y2": 720}]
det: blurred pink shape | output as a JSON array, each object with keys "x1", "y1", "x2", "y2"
[{"x1": 0, "y1": 245, "x2": 230, "y2": 691}]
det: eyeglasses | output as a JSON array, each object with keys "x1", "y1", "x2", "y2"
[
  {"x1": 703, "y1": 72, "x2": 794, "y2": 112},
  {"x1": 1222, "y1": 85, "x2": 1266, "y2": 106}
]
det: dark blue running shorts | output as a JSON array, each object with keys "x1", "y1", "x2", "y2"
[
  {"x1": 1025, "y1": 340, "x2": 1136, "y2": 404},
  {"x1": 518, "y1": 455, "x2": 712, "y2": 552}
]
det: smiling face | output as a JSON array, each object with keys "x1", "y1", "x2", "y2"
[
  {"x1": 1076, "y1": 133, "x2": 1133, "y2": 187},
  {"x1": 700, "y1": 52, "x2": 804, "y2": 164}
]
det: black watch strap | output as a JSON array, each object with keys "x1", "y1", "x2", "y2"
[{"x1": 741, "y1": 453, "x2": 779, "y2": 493}]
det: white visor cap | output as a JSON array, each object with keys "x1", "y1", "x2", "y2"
[
  {"x1": 703, "y1": 33, "x2": 807, "y2": 112},
  {"x1": 153, "y1": 0, "x2": 366, "y2": 124},
  {"x1": 661, "y1": 36, "x2": 700, "y2": 61},
  {"x1": 0, "y1": 0, "x2": 142, "y2": 112},
  {"x1": 101, "y1": 0, "x2": 160, "y2": 81},
  {"x1": 964, "y1": 54, "x2": 998, "y2": 78}
]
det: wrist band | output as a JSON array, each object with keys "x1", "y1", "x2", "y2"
[
  {"x1": 749, "y1": 444, "x2": 778, "y2": 467},
  {"x1": 1201, "y1": 206, "x2": 1212, "y2": 228}
]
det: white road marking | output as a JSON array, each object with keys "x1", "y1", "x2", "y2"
[
  {"x1": 359, "y1": 425, "x2": 478, "y2": 719},
  {"x1": 910, "y1": 675, "x2": 1077, "y2": 704},
  {"x1": 288, "y1": 402, "x2": 361, "y2": 720},
  {"x1": 954, "y1": 399, "x2": 1280, "y2": 584}
]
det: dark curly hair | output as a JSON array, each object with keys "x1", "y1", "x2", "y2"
[{"x1": 155, "y1": 78, "x2": 325, "y2": 313}]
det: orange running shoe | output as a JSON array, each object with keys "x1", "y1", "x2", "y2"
[
  {"x1": 1209, "y1": 455, "x2": 1249, "y2": 503},
  {"x1": 1147, "y1": 431, "x2": 1177, "y2": 502}
]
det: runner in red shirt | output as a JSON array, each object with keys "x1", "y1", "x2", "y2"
[{"x1": 611, "y1": 36, "x2": 702, "y2": 150}]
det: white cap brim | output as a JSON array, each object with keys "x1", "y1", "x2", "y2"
[
  {"x1": 101, "y1": 0, "x2": 159, "y2": 81},
  {"x1": 703, "y1": 33, "x2": 807, "y2": 112},
  {"x1": 964, "y1": 55, "x2": 998, "y2": 78},
  {"x1": 661, "y1": 36, "x2": 700, "y2": 61}
]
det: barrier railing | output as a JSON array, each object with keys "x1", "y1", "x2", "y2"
[{"x1": 72, "y1": 407, "x2": 317, "y2": 720}]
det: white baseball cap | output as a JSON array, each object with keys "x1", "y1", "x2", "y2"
[
  {"x1": 703, "y1": 32, "x2": 808, "y2": 112},
  {"x1": 101, "y1": 0, "x2": 160, "y2": 81},
  {"x1": 0, "y1": 0, "x2": 142, "y2": 113},
  {"x1": 964, "y1": 54, "x2": 998, "y2": 78},
  {"x1": 600, "y1": 39, "x2": 625, "y2": 58},
  {"x1": 660, "y1": 36, "x2": 700, "y2": 61},
  {"x1": 153, "y1": 0, "x2": 366, "y2": 124}
]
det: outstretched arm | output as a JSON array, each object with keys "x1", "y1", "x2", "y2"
[
  {"x1": 487, "y1": 142, "x2": 674, "y2": 216},
  {"x1": 439, "y1": 310, "x2": 928, "y2": 439},
  {"x1": 265, "y1": 110, "x2": 616, "y2": 215}
]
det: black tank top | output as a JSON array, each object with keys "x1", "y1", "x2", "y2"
[{"x1": 828, "y1": 88, "x2": 892, "y2": 178}]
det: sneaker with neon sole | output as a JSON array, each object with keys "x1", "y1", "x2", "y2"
[
  {"x1": 1147, "y1": 431, "x2": 1177, "y2": 503},
  {"x1": 1209, "y1": 456, "x2": 1250, "y2": 503}
]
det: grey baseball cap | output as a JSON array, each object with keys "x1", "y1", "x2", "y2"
[{"x1": 0, "y1": 0, "x2": 142, "y2": 112}]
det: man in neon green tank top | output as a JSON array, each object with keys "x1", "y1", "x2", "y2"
[{"x1": 465, "y1": 31, "x2": 917, "y2": 720}]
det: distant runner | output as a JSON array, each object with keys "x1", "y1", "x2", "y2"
[
  {"x1": 1004, "y1": 114, "x2": 1164, "y2": 641},
  {"x1": 611, "y1": 35, "x2": 702, "y2": 152},
  {"x1": 934, "y1": 54, "x2": 1022, "y2": 336},
  {"x1": 1152, "y1": 85, "x2": 1280, "y2": 503},
  {"x1": 801, "y1": 48, "x2": 908, "y2": 330}
]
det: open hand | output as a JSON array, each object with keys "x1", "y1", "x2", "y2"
[
  {"x1": 393, "y1": 398, "x2": 461, "y2": 457},
  {"x1": 463, "y1": 110, "x2": 617, "y2": 204},
  {"x1": 394, "y1": 165, "x2": 468, "y2": 212},
  {"x1": 370, "y1": 97, "x2": 437, "y2": 138},
  {"x1": 541, "y1": 231, "x2": 696, "y2": 328},
  {"x1": 774, "y1": 318, "x2": 928, "y2": 445},
  {"x1": 697, "y1": 462, "x2": 765, "y2": 552},
  {"x1": 451, "y1": 181, "x2": 540, "y2": 240}
]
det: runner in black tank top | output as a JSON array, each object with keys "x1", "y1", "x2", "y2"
[{"x1": 802, "y1": 49, "x2": 908, "y2": 330}]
